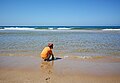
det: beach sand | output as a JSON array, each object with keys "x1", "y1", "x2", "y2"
[{"x1": 0, "y1": 56, "x2": 120, "y2": 83}]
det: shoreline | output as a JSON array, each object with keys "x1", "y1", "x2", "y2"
[{"x1": 0, "y1": 56, "x2": 120, "y2": 83}]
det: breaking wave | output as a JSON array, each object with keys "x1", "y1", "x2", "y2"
[
  {"x1": 0, "y1": 26, "x2": 120, "y2": 31},
  {"x1": 102, "y1": 29, "x2": 120, "y2": 31}
]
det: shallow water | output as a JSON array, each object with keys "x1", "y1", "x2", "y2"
[{"x1": 0, "y1": 30, "x2": 120, "y2": 57}]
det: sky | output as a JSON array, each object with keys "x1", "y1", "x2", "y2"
[{"x1": 0, "y1": 0, "x2": 120, "y2": 26}]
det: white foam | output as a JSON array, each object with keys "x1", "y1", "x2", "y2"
[
  {"x1": 79, "y1": 56, "x2": 92, "y2": 59},
  {"x1": 48, "y1": 28, "x2": 54, "y2": 30},
  {"x1": 4, "y1": 27, "x2": 35, "y2": 30},
  {"x1": 102, "y1": 29, "x2": 120, "y2": 31},
  {"x1": 64, "y1": 56, "x2": 69, "y2": 59}
]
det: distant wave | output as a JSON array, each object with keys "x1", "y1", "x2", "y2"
[
  {"x1": 48, "y1": 28, "x2": 54, "y2": 30},
  {"x1": 0, "y1": 26, "x2": 120, "y2": 31},
  {"x1": 57, "y1": 28, "x2": 72, "y2": 30},
  {"x1": 2, "y1": 27, "x2": 35, "y2": 30},
  {"x1": 102, "y1": 29, "x2": 120, "y2": 31},
  {"x1": 38, "y1": 27, "x2": 72, "y2": 30},
  {"x1": 48, "y1": 27, "x2": 72, "y2": 30}
]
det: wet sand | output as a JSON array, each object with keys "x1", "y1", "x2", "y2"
[{"x1": 0, "y1": 56, "x2": 120, "y2": 83}]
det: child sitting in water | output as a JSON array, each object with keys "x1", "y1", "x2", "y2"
[{"x1": 40, "y1": 43, "x2": 54, "y2": 61}]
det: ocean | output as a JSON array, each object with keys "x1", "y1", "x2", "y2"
[{"x1": 0, "y1": 26, "x2": 120, "y2": 58}]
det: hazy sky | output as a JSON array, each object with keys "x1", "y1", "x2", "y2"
[{"x1": 0, "y1": 0, "x2": 120, "y2": 26}]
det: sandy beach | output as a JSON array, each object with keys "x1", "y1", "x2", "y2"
[{"x1": 0, "y1": 56, "x2": 120, "y2": 83}]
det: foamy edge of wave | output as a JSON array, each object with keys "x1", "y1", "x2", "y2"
[
  {"x1": 102, "y1": 29, "x2": 120, "y2": 31},
  {"x1": 3, "y1": 27, "x2": 35, "y2": 30},
  {"x1": 63, "y1": 55, "x2": 105, "y2": 59}
]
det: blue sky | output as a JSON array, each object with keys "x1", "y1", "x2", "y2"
[{"x1": 0, "y1": 0, "x2": 120, "y2": 26}]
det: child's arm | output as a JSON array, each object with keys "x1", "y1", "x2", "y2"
[{"x1": 51, "y1": 54, "x2": 54, "y2": 60}]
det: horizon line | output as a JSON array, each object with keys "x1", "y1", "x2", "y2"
[{"x1": 0, "y1": 25, "x2": 120, "y2": 26}]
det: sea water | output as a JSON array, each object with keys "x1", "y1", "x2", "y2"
[{"x1": 0, "y1": 26, "x2": 120, "y2": 57}]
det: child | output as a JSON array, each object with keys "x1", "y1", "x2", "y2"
[{"x1": 41, "y1": 43, "x2": 54, "y2": 61}]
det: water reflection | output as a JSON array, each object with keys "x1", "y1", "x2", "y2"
[
  {"x1": 40, "y1": 61, "x2": 54, "y2": 83},
  {"x1": 40, "y1": 61, "x2": 54, "y2": 73},
  {"x1": 40, "y1": 57, "x2": 62, "y2": 72}
]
